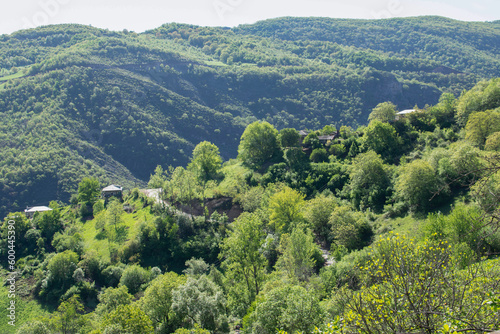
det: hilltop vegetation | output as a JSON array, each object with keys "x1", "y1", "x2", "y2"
[
  {"x1": 235, "y1": 16, "x2": 500, "y2": 77},
  {"x1": 1, "y1": 16, "x2": 500, "y2": 215},
  {"x1": 1, "y1": 77, "x2": 500, "y2": 333}
]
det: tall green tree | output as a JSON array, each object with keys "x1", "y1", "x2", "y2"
[
  {"x1": 456, "y1": 78, "x2": 500, "y2": 126},
  {"x1": 188, "y1": 141, "x2": 223, "y2": 183},
  {"x1": 148, "y1": 165, "x2": 169, "y2": 189},
  {"x1": 268, "y1": 187, "x2": 305, "y2": 235},
  {"x1": 284, "y1": 148, "x2": 310, "y2": 173},
  {"x1": 465, "y1": 110, "x2": 500, "y2": 148},
  {"x1": 303, "y1": 194, "x2": 338, "y2": 244},
  {"x1": 362, "y1": 120, "x2": 401, "y2": 161},
  {"x1": 172, "y1": 276, "x2": 229, "y2": 333},
  {"x1": 276, "y1": 228, "x2": 319, "y2": 282},
  {"x1": 245, "y1": 284, "x2": 322, "y2": 334},
  {"x1": 50, "y1": 295, "x2": 86, "y2": 334},
  {"x1": 101, "y1": 304, "x2": 154, "y2": 334},
  {"x1": 368, "y1": 101, "x2": 397, "y2": 123},
  {"x1": 106, "y1": 199, "x2": 123, "y2": 233},
  {"x1": 221, "y1": 212, "x2": 267, "y2": 316},
  {"x1": 310, "y1": 148, "x2": 329, "y2": 163},
  {"x1": 329, "y1": 205, "x2": 373, "y2": 250},
  {"x1": 348, "y1": 151, "x2": 390, "y2": 211},
  {"x1": 303, "y1": 132, "x2": 322, "y2": 150},
  {"x1": 395, "y1": 159, "x2": 440, "y2": 212},
  {"x1": 238, "y1": 121, "x2": 280, "y2": 169},
  {"x1": 95, "y1": 285, "x2": 133, "y2": 316},
  {"x1": 140, "y1": 272, "x2": 187, "y2": 333},
  {"x1": 485, "y1": 132, "x2": 500, "y2": 151},
  {"x1": 278, "y1": 128, "x2": 301, "y2": 148},
  {"x1": 0, "y1": 213, "x2": 30, "y2": 257},
  {"x1": 77, "y1": 177, "x2": 101, "y2": 205},
  {"x1": 119, "y1": 265, "x2": 151, "y2": 294},
  {"x1": 169, "y1": 166, "x2": 200, "y2": 205},
  {"x1": 429, "y1": 92, "x2": 457, "y2": 128}
]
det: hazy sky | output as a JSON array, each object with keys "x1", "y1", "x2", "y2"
[{"x1": 1, "y1": 0, "x2": 498, "y2": 35}]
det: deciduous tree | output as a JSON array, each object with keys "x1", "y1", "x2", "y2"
[
  {"x1": 268, "y1": 187, "x2": 305, "y2": 235},
  {"x1": 465, "y1": 110, "x2": 500, "y2": 148},
  {"x1": 172, "y1": 275, "x2": 229, "y2": 333},
  {"x1": 395, "y1": 159, "x2": 440, "y2": 212},
  {"x1": 238, "y1": 121, "x2": 280, "y2": 169},
  {"x1": 276, "y1": 228, "x2": 319, "y2": 282},
  {"x1": 348, "y1": 151, "x2": 390, "y2": 211},
  {"x1": 278, "y1": 128, "x2": 300, "y2": 148},
  {"x1": 140, "y1": 272, "x2": 187, "y2": 333},
  {"x1": 188, "y1": 141, "x2": 223, "y2": 183},
  {"x1": 77, "y1": 177, "x2": 101, "y2": 205},
  {"x1": 245, "y1": 284, "x2": 322, "y2": 334},
  {"x1": 221, "y1": 212, "x2": 267, "y2": 315},
  {"x1": 368, "y1": 101, "x2": 397, "y2": 123},
  {"x1": 362, "y1": 120, "x2": 401, "y2": 161},
  {"x1": 101, "y1": 304, "x2": 154, "y2": 334}
]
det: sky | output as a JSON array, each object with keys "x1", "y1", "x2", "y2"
[{"x1": 0, "y1": 0, "x2": 499, "y2": 35}]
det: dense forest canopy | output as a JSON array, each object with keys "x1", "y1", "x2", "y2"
[{"x1": 1, "y1": 16, "x2": 499, "y2": 215}]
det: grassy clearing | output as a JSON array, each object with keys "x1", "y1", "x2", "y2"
[
  {"x1": 203, "y1": 60, "x2": 227, "y2": 67},
  {"x1": 206, "y1": 160, "x2": 254, "y2": 198},
  {"x1": 373, "y1": 214, "x2": 424, "y2": 240},
  {"x1": 0, "y1": 284, "x2": 50, "y2": 334},
  {"x1": 0, "y1": 70, "x2": 27, "y2": 82},
  {"x1": 79, "y1": 202, "x2": 155, "y2": 262}
]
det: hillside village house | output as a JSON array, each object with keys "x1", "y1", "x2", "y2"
[
  {"x1": 101, "y1": 185, "x2": 123, "y2": 199},
  {"x1": 299, "y1": 130, "x2": 339, "y2": 146},
  {"x1": 318, "y1": 134, "x2": 336, "y2": 145},
  {"x1": 395, "y1": 109, "x2": 417, "y2": 120},
  {"x1": 24, "y1": 206, "x2": 52, "y2": 219}
]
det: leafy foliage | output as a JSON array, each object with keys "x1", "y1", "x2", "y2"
[
  {"x1": 238, "y1": 121, "x2": 280, "y2": 169},
  {"x1": 1, "y1": 20, "x2": 500, "y2": 334},
  {"x1": 2, "y1": 17, "x2": 496, "y2": 215}
]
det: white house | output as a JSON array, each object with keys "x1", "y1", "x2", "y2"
[
  {"x1": 395, "y1": 109, "x2": 417, "y2": 120},
  {"x1": 24, "y1": 206, "x2": 52, "y2": 219}
]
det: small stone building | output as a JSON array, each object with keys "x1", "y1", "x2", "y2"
[{"x1": 101, "y1": 185, "x2": 123, "y2": 199}]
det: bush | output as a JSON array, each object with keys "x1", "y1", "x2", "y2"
[
  {"x1": 102, "y1": 265, "x2": 124, "y2": 287},
  {"x1": 310, "y1": 148, "x2": 329, "y2": 163},
  {"x1": 119, "y1": 264, "x2": 151, "y2": 294}
]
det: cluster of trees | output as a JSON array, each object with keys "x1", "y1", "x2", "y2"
[
  {"x1": 234, "y1": 16, "x2": 500, "y2": 78},
  {"x1": 2, "y1": 78, "x2": 499, "y2": 334},
  {"x1": 3, "y1": 17, "x2": 499, "y2": 218}
]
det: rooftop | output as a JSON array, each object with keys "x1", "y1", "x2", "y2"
[
  {"x1": 318, "y1": 134, "x2": 336, "y2": 140},
  {"x1": 102, "y1": 185, "x2": 123, "y2": 192},
  {"x1": 25, "y1": 206, "x2": 52, "y2": 213},
  {"x1": 396, "y1": 109, "x2": 417, "y2": 115}
]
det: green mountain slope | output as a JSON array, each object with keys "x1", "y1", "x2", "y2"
[
  {"x1": 0, "y1": 17, "x2": 499, "y2": 217},
  {"x1": 234, "y1": 16, "x2": 500, "y2": 77}
]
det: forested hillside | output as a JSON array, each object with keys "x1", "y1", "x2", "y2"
[
  {"x1": 1, "y1": 78, "x2": 500, "y2": 334},
  {"x1": 235, "y1": 16, "x2": 500, "y2": 77},
  {"x1": 1, "y1": 16, "x2": 499, "y2": 216}
]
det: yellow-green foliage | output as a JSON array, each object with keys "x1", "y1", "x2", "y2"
[
  {"x1": 336, "y1": 233, "x2": 500, "y2": 333},
  {"x1": 268, "y1": 187, "x2": 305, "y2": 235},
  {"x1": 211, "y1": 160, "x2": 253, "y2": 198}
]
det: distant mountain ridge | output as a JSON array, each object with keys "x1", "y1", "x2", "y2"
[
  {"x1": 0, "y1": 16, "x2": 499, "y2": 217},
  {"x1": 234, "y1": 16, "x2": 500, "y2": 77}
]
